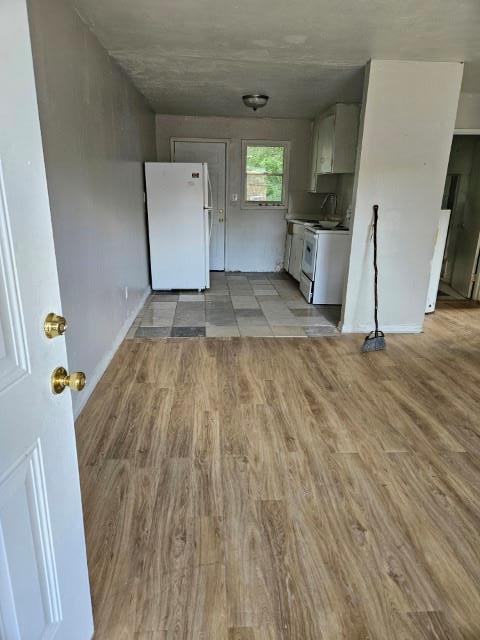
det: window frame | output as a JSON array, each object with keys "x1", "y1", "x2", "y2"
[{"x1": 241, "y1": 139, "x2": 290, "y2": 209}]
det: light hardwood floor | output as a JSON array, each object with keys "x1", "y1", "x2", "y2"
[{"x1": 76, "y1": 300, "x2": 480, "y2": 639}]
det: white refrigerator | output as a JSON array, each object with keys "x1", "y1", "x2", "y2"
[{"x1": 145, "y1": 162, "x2": 211, "y2": 290}]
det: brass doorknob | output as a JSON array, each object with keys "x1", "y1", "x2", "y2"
[
  {"x1": 51, "y1": 367, "x2": 86, "y2": 394},
  {"x1": 44, "y1": 313, "x2": 67, "y2": 339}
]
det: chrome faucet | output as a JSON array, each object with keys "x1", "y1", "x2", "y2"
[{"x1": 320, "y1": 192, "x2": 337, "y2": 216}]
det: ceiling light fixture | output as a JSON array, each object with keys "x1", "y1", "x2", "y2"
[{"x1": 242, "y1": 94, "x2": 269, "y2": 112}]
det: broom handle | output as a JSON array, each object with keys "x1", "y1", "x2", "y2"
[{"x1": 373, "y1": 204, "x2": 379, "y2": 336}]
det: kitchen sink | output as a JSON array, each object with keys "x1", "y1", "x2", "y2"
[{"x1": 305, "y1": 220, "x2": 340, "y2": 229}]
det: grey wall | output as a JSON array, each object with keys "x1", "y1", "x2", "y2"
[
  {"x1": 29, "y1": 0, "x2": 156, "y2": 416},
  {"x1": 156, "y1": 114, "x2": 325, "y2": 271},
  {"x1": 456, "y1": 93, "x2": 480, "y2": 130}
]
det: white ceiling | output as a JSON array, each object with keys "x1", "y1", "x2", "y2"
[{"x1": 70, "y1": 0, "x2": 480, "y2": 118}]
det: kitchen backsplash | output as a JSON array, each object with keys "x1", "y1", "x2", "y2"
[{"x1": 287, "y1": 173, "x2": 355, "y2": 223}]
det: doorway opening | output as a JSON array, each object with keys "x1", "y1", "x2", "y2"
[
  {"x1": 171, "y1": 138, "x2": 228, "y2": 271},
  {"x1": 438, "y1": 134, "x2": 480, "y2": 304}
]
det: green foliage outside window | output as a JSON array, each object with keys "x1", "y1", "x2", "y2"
[{"x1": 246, "y1": 145, "x2": 285, "y2": 202}]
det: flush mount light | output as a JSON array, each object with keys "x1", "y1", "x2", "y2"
[{"x1": 242, "y1": 94, "x2": 269, "y2": 112}]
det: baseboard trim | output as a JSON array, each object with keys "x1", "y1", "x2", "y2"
[
  {"x1": 73, "y1": 287, "x2": 150, "y2": 420},
  {"x1": 340, "y1": 321, "x2": 424, "y2": 334}
]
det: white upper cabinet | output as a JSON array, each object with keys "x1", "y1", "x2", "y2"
[
  {"x1": 316, "y1": 114, "x2": 335, "y2": 174},
  {"x1": 309, "y1": 103, "x2": 360, "y2": 191}
]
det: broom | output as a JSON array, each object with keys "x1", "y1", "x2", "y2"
[{"x1": 362, "y1": 204, "x2": 386, "y2": 352}]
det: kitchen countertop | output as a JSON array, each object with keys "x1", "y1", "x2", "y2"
[
  {"x1": 288, "y1": 218, "x2": 320, "y2": 224},
  {"x1": 305, "y1": 225, "x2": 351, "y2": 235},
  {"x1": 287, "y1": 218, "x2": 350, "y2": 233}
]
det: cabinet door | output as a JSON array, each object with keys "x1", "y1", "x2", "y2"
[
  {"x1": 287, "y1": 237, "x2": 298, "y2": 277},
  {"x1": 330, "y1": 104, "x2": 360, "y2": 173},
  {"x1": 284, "y1": 233, "x2": 292, "y2": 271},
  {"x1": 317, "y1": 114, "x2": 335, "y2": 174},
  {"x1": 308, "y1": 120, "x2": 320, "y2": 191},
  {"x1": 289, "y1": 235, "x2": 304, "y2": 281}
]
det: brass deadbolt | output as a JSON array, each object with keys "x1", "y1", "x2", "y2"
[
  {"x1": 51, "y1": 367, "x2": 86, "y2": 394},
  {"x1": 44, "y1": 313, "x2": 67, "y2": 339}
]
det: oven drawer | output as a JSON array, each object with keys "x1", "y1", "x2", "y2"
[{"x1": 299, "y1": 271, "x2": 313, "y2": 303}]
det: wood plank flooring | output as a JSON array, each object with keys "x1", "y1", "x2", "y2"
[{"x1": 75, "y1": 300, "x2": 480, "y2": 639}]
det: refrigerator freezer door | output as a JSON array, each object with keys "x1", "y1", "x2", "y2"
[{"x1": 145, "y1": 162, "x2": 208, "y2": 290}]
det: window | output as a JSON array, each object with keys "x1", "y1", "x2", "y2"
[{"x1": 242, "y1": 140, "x2": 290, "y2": 208}]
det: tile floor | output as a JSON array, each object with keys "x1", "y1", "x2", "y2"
[{"x1": 126, "y1": 271, "x2": 341, "y2": 338}]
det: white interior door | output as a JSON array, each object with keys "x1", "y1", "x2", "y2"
[
  {"x1": 0, "y1": 0, "x2": 93, "y2": 638},
  {"x1": 172, "y1": 140, "x2": 227, "y2": 270}
]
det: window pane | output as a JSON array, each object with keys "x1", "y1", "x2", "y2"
[
  {"x1": 246, "y1": 174, "x2": 284, "y2": 202},
  {"x1": 246, "y1": 173, "x2": 267, "y2": 201},
  {"x1": 245, "y1": 145, "x2": 285, "y2": 202},
  {"x1": 265, "y1": 175, "x2": 283, "y2": 201},
  {"x1": 246, "y1": 145, "x2": 284, "y2": 174}
]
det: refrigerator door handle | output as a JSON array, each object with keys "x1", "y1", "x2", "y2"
[
  {"x1": 209, "y1": 210, "x2": 213, "y2": 239},
  {"x1": 207, "y1": 170, "x2": 213, "y2": 209}
]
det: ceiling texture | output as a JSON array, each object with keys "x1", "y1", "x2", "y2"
[{"x1": 69, "y1": 0, "x2": 480, "y2": 118}]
